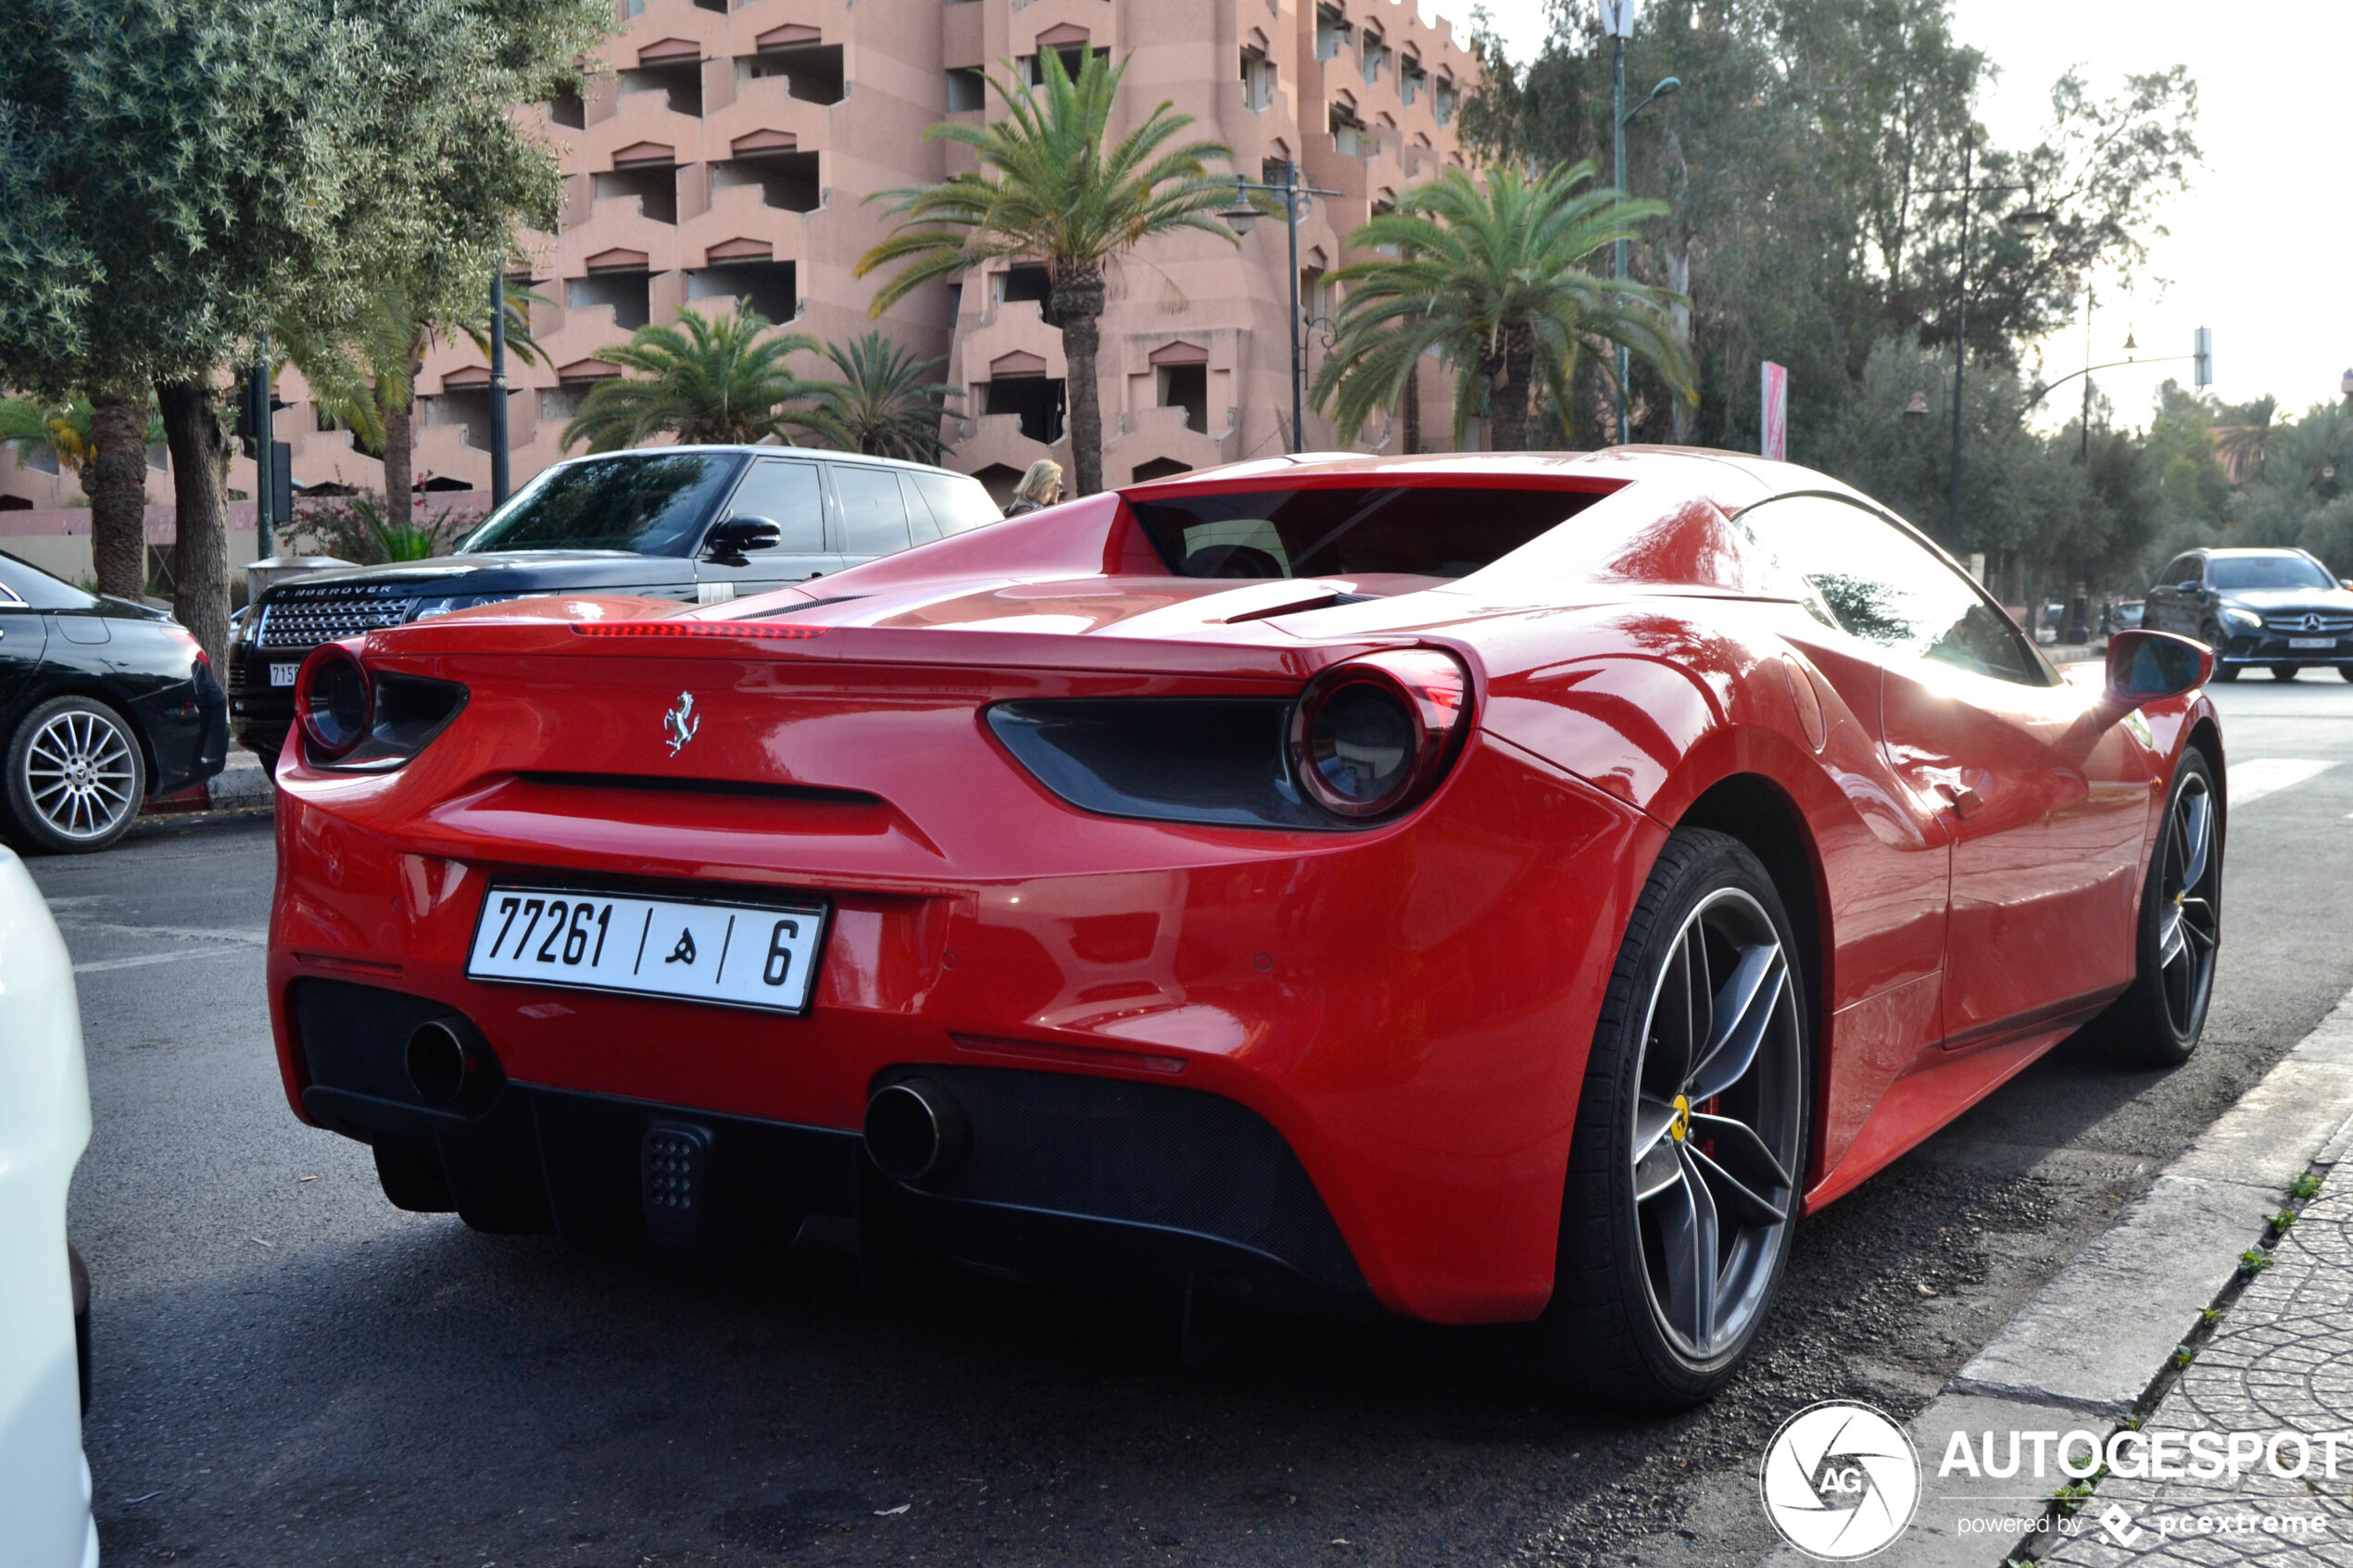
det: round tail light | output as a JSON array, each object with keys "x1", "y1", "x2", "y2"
[
  {"x1": 295, "y1": 644, "x2": 373, "y2": 759},
  {"x1": 1290, "y1": 649, "x2": 1471, "y2": 820}
]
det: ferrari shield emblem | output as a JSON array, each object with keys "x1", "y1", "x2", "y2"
[{"x1": 663, "y1": 692, "x2": 699, "y2": 757}]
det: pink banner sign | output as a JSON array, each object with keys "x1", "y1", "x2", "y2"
[{"x1": 1761, "y1": 361, "x2": 1788, "y2": 462}]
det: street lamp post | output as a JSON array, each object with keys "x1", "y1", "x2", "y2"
[
  {"x1": 1601, "y1": 0, "x2": 1676, "y2": 445},
  {"x1": 1223, "y1": 163, "x2": 1343, "y2": 454},
  {"x1": 488, "y1": 272, "x2": 511, "y2": 507}
]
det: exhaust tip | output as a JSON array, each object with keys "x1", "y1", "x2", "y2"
[
  {"x1": 405, "y1": 1017, "x2": 497, "y2": 1110},
  {"x1": 864, "y1": 1079, "x2": 970, "y2": 1185}
]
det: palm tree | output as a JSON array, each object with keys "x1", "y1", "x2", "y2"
[
  {"x1": 1311, "y1": 163, "x2": 1693, "y2": 452},
  {"x1": 277, "y1": 277, "x2": 547, "y2": 527},
  {"x1": 0, "y1": 395, "x2": 97, "y2": 482},
  {"x1": 561, "y1": 307, "x2": 836, "y2": 452},
  {"x1": 854, "y1": 50, "x2": 1241, "y2": 495},
  {"x1": 2213, "y1": 396, "x2": 2281, "y2": 485},
  {"x1": 812, "y1": 332, "x2": 959, "y2": 462}
]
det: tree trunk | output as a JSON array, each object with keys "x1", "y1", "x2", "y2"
[
  {"x1": 157, "y1": 379, "x2": 233, "y2": 669},
  {"x1": 1665, "y1": 238, "x2": 1694, "y2": 445},
  {"x1": 1401, "y1": 361, "x2": 1420, "y2": 456},
  {"x1": 381, "y1": 385, "x2": 414, "y2": 529},
  {"x1": 88, "y1": 391, "x2": 151, "y2": 601},
  {"x1": 1491, "y1": 336, "x2": 1535, "y2": 452},
  {"x1": 1051, "y1": 271, "x2": 1108, "y2": 495}
]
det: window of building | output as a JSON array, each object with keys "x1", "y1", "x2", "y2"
[
  {"x1": 1132, "y1": 458, "x2": 1192, "y2": 483},
  {"x1": 691, "y1": 0, "x2": 724, "y2": 11},
  {"x1": 547, "y1": 86, "x2": 585, "y2": 128},
  {"x1": 984, "y1": 376, "x2": 1065, "y2": 445},
  {"x1": 1399, "y1": 55, "x2": 1424, "y2": 106},
  {"x1": 1434, "y1": 74, "x2": 1457, "y2": 124},
  {"x1": 711, "y1": 150, "x2": 820, "y2": 213},
  {"x1": 996, "y1": 266, "x2": 1052, "y2": 308},
  {"x1": 971, "y1": 463, "x2": 1026, "y2": 510},
  {"x1": 423, "y1": 388, "x2": 497, "y2": 453},
  {"x1": 947, "y1": 67, "x2": 987, "y2": 111},
  {"x1": 1019, "y1": 46, "x2": 1105, "y2": 85},
  {"x1": 1328, "y1": 101, "x2": 1363, "y2": 157},
  {"x1": 686, "y1": 259, "x2": 797, "y2": 321},
  {"x1": 537, "y1": 379, "x2": 610, "y2": 428},
  {"x1": 1315, "y1": 6, "x2": 1351, "y2": 61},
  {"x1": 619, "y1": 58, "x2": 703, "y2": 118},
  {"x1": 1239, "y1": 45, "x2": 1273, "y2": 111},
  {"x1": 566, "y1": 270, "x2": 653, "y2": 332},
  {"x1": 1156, "y1": 363, "x2": 1208, "y2": 433},
  {"x1": 592, "y1": 164, "x2": 678, "y2": 224},
  {"x1": 1300, "y1": 268, "x2": 1330, "y2": 326},
  {"x1": 735, "y1": 43, "x2": 845, "y2": 105},
  {"x1": 1361, "y1": 29, "x2": 1388, "y2": 84}
]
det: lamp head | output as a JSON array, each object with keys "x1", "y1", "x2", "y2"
[
  {"x1": 1599, "y1": 0, "x2": 1638, "y2": 39},
  {"x1": 2005, "y1": 206, "x2": 2054, "y2": 239},
  {"x1": 1904, "y1": 391, "x2": 1931, "y2": 418}
]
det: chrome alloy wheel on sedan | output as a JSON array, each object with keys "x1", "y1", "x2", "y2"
[
  {"x1": 1629, "y1": 887, "x2": 1807, "y2": 1361},
  {"x1": 6, "y1": 696, "x2": 147, "y2": 853}
]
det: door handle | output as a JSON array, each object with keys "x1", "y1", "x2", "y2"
[{"x1": 1936, "y1": 781, "x2": 1983, "y2": 818}]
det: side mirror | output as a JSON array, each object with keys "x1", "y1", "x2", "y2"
[
  {"x1": 703, "y1": 516, "x2": 783, "y2": 563},
  {"x1": 2340, "y1": 578, "x2": 2352, "y2": 591},
  {"x1": 2178, "y1": 579, "x2": 2203, "y2": 595},
  {"x1": 2105, "y1": 628, "x2": 2213, "y2": 709}
]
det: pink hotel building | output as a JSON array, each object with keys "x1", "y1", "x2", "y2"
[{"x1": 1, "y1": 0, "x2": 1478, "y2": 521}]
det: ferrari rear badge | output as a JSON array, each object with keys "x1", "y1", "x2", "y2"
[{"x1": 663, "y1": 691, "x2": 699, "y2": 757}]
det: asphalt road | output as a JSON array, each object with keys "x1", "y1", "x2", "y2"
[{"x1": 47, "y1": 674, "x2": 2353, "y2": 1568}]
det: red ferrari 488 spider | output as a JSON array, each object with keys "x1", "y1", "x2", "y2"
[{"x1": 267, "y1": 448, "x2": 2221, "y2": 1407}]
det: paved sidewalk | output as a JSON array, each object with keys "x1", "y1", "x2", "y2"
[{"x1": 2042, "y1": 1149, "x2": 2353, "y2": 1565}]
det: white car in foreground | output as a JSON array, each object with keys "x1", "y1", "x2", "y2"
[{"x1": 0, "y1": 846, "x2": 95, "y2": 1567}]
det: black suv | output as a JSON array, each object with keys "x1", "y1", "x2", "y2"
[
  {"x1": 2144, "y1": 546, "x2": 2353, "y2": 683},
  {"x1": 231, "y1": 446, "x2": 1002, "y2": 764}
]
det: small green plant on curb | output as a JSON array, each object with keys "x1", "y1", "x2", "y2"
[
  {"x1": 2287, "y1": 1173, "x2": 2323, "y2": 1202},
  {"x1": 2239, "y1": 1248, "x2": 2275, "y2": 1276},
  {"x1": 2201, "y1": 1306, "x2": 2228, "y2": 1326},
  {"x1": 2270, "y1": 1210, "x2": 2300, "y2": 1230},
  {"x1": 2172, "y1": 1344, "x2": 2197, "y2": 1368}
]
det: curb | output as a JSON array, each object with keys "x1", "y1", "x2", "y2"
[
  {"x1": 142, "y1": 751, "x2": 272, "y2": 818},
  {"x1": 1758, "y1": 986, "x2": 2353, "y2": 1567}
]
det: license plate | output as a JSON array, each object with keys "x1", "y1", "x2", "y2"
[
  {"x1": 465, "y1": 885, "x2": 828, "y2": 1015},
  {"x1": 2290, "y1": 637, "x2": 2335, "y2": 649},
  {"x1": 269, "y1": 662, "x2": 300, "y2": 687}
]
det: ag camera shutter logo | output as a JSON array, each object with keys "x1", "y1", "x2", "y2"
[{"x1": 1760, "y1": 1401, "x2": 1920, "y2": 1560}]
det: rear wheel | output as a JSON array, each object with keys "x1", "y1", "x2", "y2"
[
  {"x1": 1531, "y1": 829, "x2": 1808, "y2": 1409},
  {"x1": 2096, "y1": 750, "x2": 2220, "y2": 1068},
  {"x1": 2341, "y1": 667, "x2": 2353, "y2": 684},
  {"x1": 3, "y1": 696, "x2": 146, "y2": 854},
  {"x1": 2272, "y1": 664, "x2": 2300, "y2": 682}
]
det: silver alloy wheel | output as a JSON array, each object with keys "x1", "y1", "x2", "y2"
[
  {"x1": 2157, "y1": 771, "x2": 2219, "y2": 1035},
  {"x1": 1630, "y1": 887, "x2": 1806, "y2": 1360},
  {"x1": 23, "y1": 707, "x2": 139, "y2": 841}
]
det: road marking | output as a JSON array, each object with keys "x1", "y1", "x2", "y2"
[
  {"x1": 56, "y1": 921, "x2": 268, "y2": 946},
  {"x1": 73, "y1": 947, "x2": 256, "y2": 975},
  {"x1": 2227, "y1": 757, "x2": 2338, "y2": 807}
]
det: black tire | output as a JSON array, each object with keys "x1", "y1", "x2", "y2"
[
  {"x1": 2340, "y1": 666, "x2": 2353, "y2": 684},
  {"x1": 2272, "y1": 664, "x2": 2300, "y2": 682},
  {"x1": 1529, "y1": 829, "x2": 1810, "y2": 1410},
  {"x1": 249, "y1": 740, "x2": 282, "y2": 775},
  {"x1": 2202, "y1": 623, "x2": 2239, "y2": 682},
  {"x1": 2095, "y1": 749, "x2": 2221, "y2": 1068},
  {"x1": 3, "y1": 695, "x2": 147, "y2": 854}
]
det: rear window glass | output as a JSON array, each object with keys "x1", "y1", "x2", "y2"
[
  {"x1": 1127, "y1": 486, "x2": 1604, "y2": 579},
  {"x1": 911, "y1": 470, "x2": 1004, "y2": 535},
  {"x1": 0, "y1": 549, "x2": 97, "y2": 609},
  {"x1": 456, "y1": 453, "x2": 741, "y2": 556}
]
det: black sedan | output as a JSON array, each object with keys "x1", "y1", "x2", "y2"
[
  {"x1": 0, "y1": 550, "x2": 227, "y2": 852},
  {"x1": 2144, "y1": 546, "x2": 2353, "y2": 682}
]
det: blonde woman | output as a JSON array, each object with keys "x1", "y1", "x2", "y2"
[{"x1": 1001, "y1": 459, "x2": 1063, "y2": 517}]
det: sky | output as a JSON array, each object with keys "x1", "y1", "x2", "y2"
[{"x1": 1447, "y1": 0, "x2": 2353, "y2": 430}]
